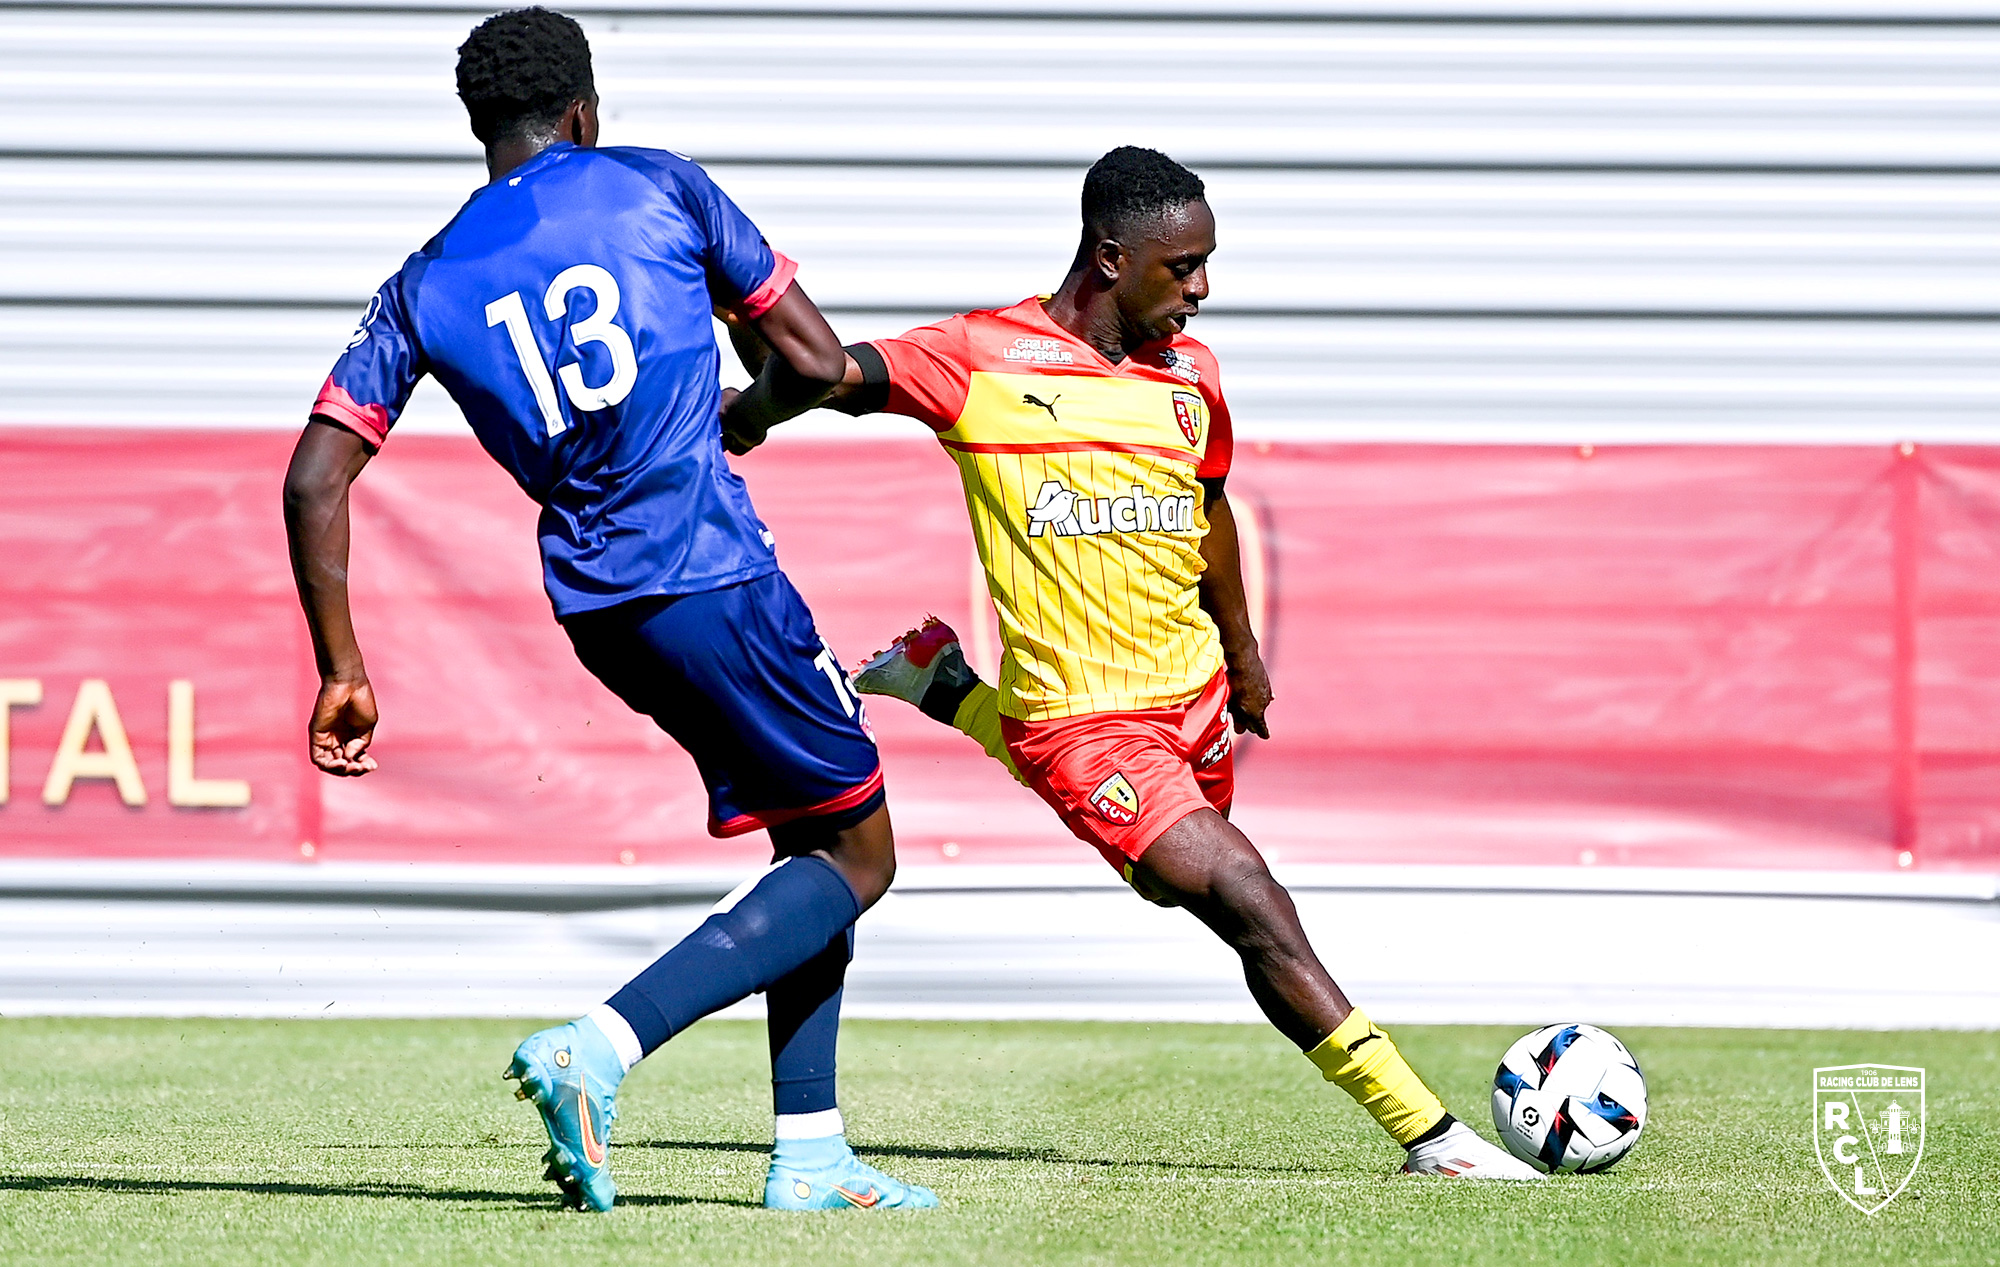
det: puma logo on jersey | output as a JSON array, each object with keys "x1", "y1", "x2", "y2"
[
  {"x1": 1026, "y1": 479, "x2": 1199, "y2": 538},
  {"x1": 1022, "y1": 392, "x2": 1061, "y2": 422},
  {"x1": 1090, "y1": 772, "x2": 1141, "y2": 825}
]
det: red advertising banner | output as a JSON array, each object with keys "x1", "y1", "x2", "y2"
[{"x1": 1, "y1": 429, "x2": 1995, "y2": 872}]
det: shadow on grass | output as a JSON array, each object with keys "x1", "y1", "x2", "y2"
[
  {"x1": 0, "y1": 1174, "x2": 758, "y2": 1210},
  {"x1": 635, "y1": 1137, "x2": 1320, "y2": 1174}
]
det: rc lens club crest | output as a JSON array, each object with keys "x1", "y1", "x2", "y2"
[
  {"x1": 1171, "y1": 390, "x2": 1205, "y2": 446},
  {"x1": 1813, "y1": 1064, "x2": 1924, "y2": 1215}
]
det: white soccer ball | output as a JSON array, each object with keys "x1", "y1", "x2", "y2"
[{"x1": 1491, "y1": 1022, "x2": 1647, "y2": 1173}]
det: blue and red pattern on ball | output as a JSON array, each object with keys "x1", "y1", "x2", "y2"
[
  {"x1": 1535, "y1": 1024, "x2": 1583, "y2": 1078},
  {"x1": 1591, "y1": 1090, "x2": 1641, "y2": 1134},
  {"x1": 1536, "y1": 1102, "x2": 1576, "y2": 1171}
]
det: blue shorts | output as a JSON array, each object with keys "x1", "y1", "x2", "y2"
[{"x1": 562, "y1": 571, "x2": 884, "y2": 838}]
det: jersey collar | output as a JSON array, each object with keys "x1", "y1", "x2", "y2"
[
  {"x1": 1019, "y1": 296, "x2": 1177, "y2": 378},
  {"x1": 487, "y1": 141, "x2": 580, "y2": 190}
]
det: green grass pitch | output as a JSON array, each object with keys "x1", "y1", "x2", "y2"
[{"x1": 1, "y1": 1018, "x2": 1994, "y2": 1265}]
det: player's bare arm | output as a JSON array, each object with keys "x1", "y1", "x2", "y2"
[
  {"x1": 282, "y1": 418, "x2": 379, "y2": 776},
  {"x1": 719, "y1": 285, "x2": 847, "y2": 453},
  {"x1": 1197, "y1": 487, "x2": 1272, "y2": 739}
]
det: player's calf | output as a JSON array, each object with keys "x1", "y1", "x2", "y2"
[
  {"x1": 1134, "y1": 812, "x2": 1540, "y2": 1179},
  {"x1": 1134, "y1": 812, "x2": 1348, "y2": 1049}
]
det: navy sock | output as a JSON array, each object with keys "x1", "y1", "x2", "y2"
[
  {"x1": 767, "y1": 926, "x2": 853, "y2": 1116},
  {"x1": 607, "y1": 855, "x2": 861, "y2": 1056}
]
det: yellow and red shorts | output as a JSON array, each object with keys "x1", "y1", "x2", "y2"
[{"x1": 1001, "y1": 670, "x2": 1235, "y2": 871}]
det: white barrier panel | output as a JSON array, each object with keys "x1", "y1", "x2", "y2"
[{"x1": 3, "y1": 862, "x2": 1993, "y2": 1028}]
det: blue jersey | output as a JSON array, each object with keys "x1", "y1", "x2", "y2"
[{"x1": 312, "y1": 142, "x2": 797, "y2": 616}]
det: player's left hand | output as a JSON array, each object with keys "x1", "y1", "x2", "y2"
[{"x1": 1225, "y1": 648, "x2": 1272, "y2": 739}]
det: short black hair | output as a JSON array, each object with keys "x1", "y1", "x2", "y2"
[
  {"x1": 456, "y1": 8, "x2": 595, "y2": 146},
  {"x1": 1081, "y1": 146, "x2": 1207, "y2": 242}
]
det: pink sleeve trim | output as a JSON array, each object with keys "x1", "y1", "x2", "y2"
[
  {"x1": 311, "y1": 376, "x2": 392, "y2": 449},
  {"x1": 737, "y1": 250, "x2": 799, "y2": 320}
]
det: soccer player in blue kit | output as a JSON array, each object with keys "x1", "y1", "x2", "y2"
[{"x1": 281, "y1": 8, "x2": 934, "y2": 1213}]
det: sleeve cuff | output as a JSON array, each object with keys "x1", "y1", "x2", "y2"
[
  {"x1": 737, "y1": 250, "x2": 799, "y2": 320},
  {"x1": 849, "y1": 341, "x2": 888, "y2": 387},
  {"x1": 311, "y1": 376, "x2": 391, "y2": 449},
  {"x1": 832, "y1": 342, "x2": 890, "y2": 417},
  {"x1": 867, "y1": 337, "x2": 957, "y2": 433}
]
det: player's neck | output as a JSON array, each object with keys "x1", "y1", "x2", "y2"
[
  {"x1": 484, "y1": 100, "x2": 602, "y2": 183},
  {"x1": 485, "y1": 136, "x2": 559, "y2": 183},
  {"x1": 485, "y1": 126, "x2": 579, "y2": 183},
  {"x1": 1042, "y1": 273, "x2": 1137, "y2": 365}
]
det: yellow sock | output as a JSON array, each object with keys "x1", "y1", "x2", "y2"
[
  {"x1": 951, "y1": 682, "x2": 1026, "y2": 786},
  {"x1": 1305, "y1": 1007, "x2": 1449, "y2": 1147}
]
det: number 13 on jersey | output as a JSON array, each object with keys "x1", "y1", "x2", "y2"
[{"x1": 485, "y1": 264, "x2": 638, "y2": 438}]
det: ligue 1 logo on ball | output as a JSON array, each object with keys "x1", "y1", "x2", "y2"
[{"x1": 1813, "y1": 1065, "x2": 1924, "y2": 1215}]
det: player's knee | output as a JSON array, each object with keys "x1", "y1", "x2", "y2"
[
  {"x1": 811, "y1": 845, "x2": 893, "y2": 910},
  {"x1": 1206, "y1": 845, "x2": 1292, "y2": 940},
  {"x1": 825, "y1": 810, "x2": 897, "y2": 909},
  {"x1": 1133, "y1": 811, "x2": 1269, "y2": 913},
  {"x1": 851, "y1": 851, "x2": 896, "y2": 908},
  {"x1": 1207, "y1": 835, "x2": 1273, "y2": 900}
]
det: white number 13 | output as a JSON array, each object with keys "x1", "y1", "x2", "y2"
[{"x1": 485, "y1": 264, "x2": 638, "y2": 438}]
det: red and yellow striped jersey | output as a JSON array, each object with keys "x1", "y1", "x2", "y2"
[{"x1": 870, "y1": 297, "x2": 1233, "y2": 721}]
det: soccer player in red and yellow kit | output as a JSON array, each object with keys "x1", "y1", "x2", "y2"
[{"x1": 724, "y1": 147, "x2": 1537, "y2": 1179}]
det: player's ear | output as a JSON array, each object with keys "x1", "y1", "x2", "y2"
[
  {"x1": 1093, "y1": 237, "x2": 1124, "y2": 284},
  {"x1": 568, "y1": 95, "x2": 600, "y2": 148}
]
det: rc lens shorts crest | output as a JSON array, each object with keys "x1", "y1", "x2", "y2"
[{"x1": 1000, "y1": 669, "x2": 1234, "y2": 870}]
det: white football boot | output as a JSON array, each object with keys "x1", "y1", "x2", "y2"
[
  {"x1": 1403, "y1": 1122, "x2": 1544, "y2": 1180},
  {"x1": 853, "y1": 618, "x2": 977, "y2": 712}
]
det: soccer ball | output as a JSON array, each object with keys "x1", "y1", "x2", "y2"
[{"x1": 1491, "y1": 1023, "x2": 1647, "y2": 1173}]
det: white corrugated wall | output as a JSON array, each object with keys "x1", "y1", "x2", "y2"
[
  {"x1": 6, "y1": 2, "x2": 2000, "y2": 1023},
  {"x1": 2, "y1": 0, "x2": 1995, "y2": 441}
]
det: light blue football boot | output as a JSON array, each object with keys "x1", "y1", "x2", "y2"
[
  {"x1": 504, "y1": 1019, "x2": 625, "y2": 1211},
  {"x1": 764, "y1": 1135, "x2": 938, "y2": 1211}
]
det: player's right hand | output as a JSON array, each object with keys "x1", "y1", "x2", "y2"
[
  {"x1": 1224, "y1": 648, "x2": 1273, "y2": 740},
  {"x1": 309, "y1": 676, "x2": 379, "y2": 776}
]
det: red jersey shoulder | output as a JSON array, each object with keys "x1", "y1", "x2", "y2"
[
  {"x1": 960, "y1": 300, "x2": 1086, "y2": 372},
  {"x1": 1163, "y1": 334, "x2": 1232, "y2": 480}
]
